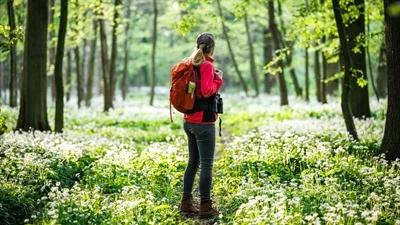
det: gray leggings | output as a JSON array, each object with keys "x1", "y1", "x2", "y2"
[{"x1": 183, "y1": 121, "x2": 215, "y2": 202}]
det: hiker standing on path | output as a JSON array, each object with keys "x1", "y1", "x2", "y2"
[{"x1": 179, "y1": 32, "x2": 223, "y2": 219}]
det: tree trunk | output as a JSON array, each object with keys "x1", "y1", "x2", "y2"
[
  {"x1": 305, "y1": 48, "x2": 310, "y2": 101},
  {"x1": 277, "y1": 0, "x2": 302, "y2": 97},
  {"x1": 332, "y1": 0, "x2": 358, "y2": 140},
  {"x1": 376, "y1": 45, "x2": 387, "y2": 98},
  {"x1": 326, "y1": 61, "x2": 340, "y2": 94},
  {"x1": 244, "y1": 12, "x2": 259, "y2": 97},
  {"x1": 380, "y1": 0, "x2": 400, "y2": 161},
  {"x1": 289, "y1": 63, "x2": 302, "y2": 97},
  {"x1": 16, "y1": 0, "x2": 51, "y2": 131},
  {"x1": 366, "y1": 15, "x2": 380, "y2": 102},
  {"x1": 7, "y1": 0, "x2": 17, "y2": 107},
  {"x1": 304, "y1": 0, "x2": 310, "y2": 101},
  {"x1": 216, "y1": 0, "x2": 248, "y2": 96},
  {"x1": 121, "y1": 3, "x2": 132, "y2": 100},
  {"x1": 48, "y1": 0, "x2": 56, "y2": 102},
  {"x1": 321, "y1": 51, "x2": 328, "y2": 103},
  {"x1": 54, "y1": 0, "x2": 68, "y2": 133},
  {"x1": 81, "y1": 40, "x2": 88, "y2": 96},
  {"x1": 149, "y1": 0, "x2": 157, "y2": 106},
  {"x1": 66, "y1": 50, "x2": 72, "y2": 101},
  {"x1": 314, "y1": 50, "x2": 322, "y2": 102},
  {"x1": 74, "y1": 47, "x2": 83, "y2": 108},
  {"x1": 263, "y1": 28, "x2": 275, "y2": 93},
  {"x1": 268, "y1": 0, "x2": 288, "y2": 106},
  {"x1": 345, "y1": 0, "x2": 371, "y2": 118},
  {"x1": 85, "y1": 21, "x2": 97, "y2": 107},
  {"x1": 110, "y1": 0, "x2": 121, "y2": 100},
  {"x1": 99, "y1": 19, "x2": 112, "y2": 111}
]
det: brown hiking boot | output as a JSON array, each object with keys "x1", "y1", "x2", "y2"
[
  {"x1": 199, "y1": 200, "x2": 219, "y2": 219},
  {"x1": 179, "y1": 198, "x2": 199, "y2": 216}
]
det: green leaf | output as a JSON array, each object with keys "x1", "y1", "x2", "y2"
[{"x1": 357, "y1": 77, "x2": 368, "y2": 88}]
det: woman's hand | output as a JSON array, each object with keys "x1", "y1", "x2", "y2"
[{"x1": 215, "y1": 69, "x2": 223, "y2": 79}]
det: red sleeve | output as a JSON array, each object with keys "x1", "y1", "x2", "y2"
[{"x1": 200, "y1": 62, "x2": 223, "y2": 98}]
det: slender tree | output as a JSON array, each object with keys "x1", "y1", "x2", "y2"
[
  {"x1": 121, "y1": 2, "x2": 132, "y2": 100},
  {"x1": 305, "y1": 49, "x2": 310, "y2": 101},
  {"x1": 110, "y1": 0, "x2": 121, "y2": 100},
  {"x1": 244, "y1": 12, "x2": 259, "y2": 97},
  {"x1": 66, "y1": 50, "x2": 72, "y2": 101},
  {"x1": 86, "y1": 21, "x2": 98, "y2": 107},
  {"x1": 304, "y1": 0, "x2": 310, "y2": 102},
  {"x1": 48, "y1": 0, "x2": 56, "y2": 101},
  {"x1": 366, "y1": 13, "x2": 379, "y2": 101},
  {"x1": 99, "y1": 4, "x2": 113, "y2": 111},
  {"x1": 74, "y1": 47, "x2": 83, "y2": 108},
  {"x1": 263, "y1": 28, "x2": 275, "y2": 93},
  {"x1": 380, "y1": 0, "x2": 400, "y2": 160},
  {"x1": 315, "y1": 50, "x2": 322, "y2": 102},
  {"x1": 321, "y1": 52, "x2": 328, "y2": 103},
  {"x1": 149, "y1": 0, "x2": 158, "y2": 106},
  {"x1": 16, "y1": 0, "x2": 50, "y2": 131},
  {"x1": 216, "y1": 0, "x2": 248, "y2": 96},
  {"x1": 345, "y1": 0, "x2": 371, "y2": 118},
  {"x1": 54, "y1": 0, "x2": 68, "y2": 133},
  {"x1": 376, "y1": 45, "x2": 387, "y2": 97},
  {"x1": 277, "y1": 1, "x2": 302, "y2": 97},
  {"x1": 268, "y1": 0, "x2": 288, "y2": 106},
  {"x1": 7, "y1": 0, "x2": 17, "y2": 107},
  {"x1": 332, "y1": 0, "x2": 358, "y2": 140}
]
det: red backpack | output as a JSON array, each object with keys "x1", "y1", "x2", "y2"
[{"x1": 169, "y1": 59, "x2": 199, "y2": 121}]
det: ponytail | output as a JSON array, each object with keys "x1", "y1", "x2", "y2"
[{"x1": 190, "y1": 44, "x2": 206, "y2": 66}]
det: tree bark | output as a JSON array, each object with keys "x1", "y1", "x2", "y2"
[
  {"x1": 314, "y1": 50, "x2": 322, "y2": 102},
  {"x1": 85, "y1": 21, "x2": 97, "y2": 107},
  {"x1": 110, "y1": 0, "x2": 121, "y2": 100},
  {"x1": 345, "y1": 0, "x2": 371, "y2": 118},
  {"x1": 48, "y1": 0, "x2": 56, "y2": 101},
  {"x1": 366, "y1": 15, "x2": 380, "y2": 102},
  {"x1": 380, "y1": 0, "x2": 400, "y2": 161},
  {"x1": 99, "y1": 19, "x2": 112, "y2": 111},
  {"x1": 216, "y1": 0, "x2": 248, "y2": 96},
  {"x1": 121, "y1": 2, "x2": 132, "y2": 100},
  {"x1": 244, "y1": 12, "x2": 259, "y2": 97},
  {"x1": 74, "y1": 47, "x2": 83, "y2": 108},
  {"x1": 376, "y1": 45, "x2": 387, "y2": 98},
  {"x1": 304, "y1": 0, "x2": 310, "y2": 102},
  {"x1": 7, "y1": 0, "x2": 17, "y2": 107},
  {"x1": 277, "y1": 0, "x2": 302, "y2": 97},
  {"x1": 16, "y1": 0, "x2": 51, "y2": 131},
  {"x1": 332, "y1": 0, "x2": 358, "y2": 140},
  {"x1": 268, "y1": 0, "x2": 288, "y2": 106},
  {"x1": 149, "y1": 0, "x2": 157, "y2": 106},
  {"x1": 321, "y1": 51, "x2": 328, "y2": 103},
  {"x1": 305, "y1": 48, "x2": 310, "y2": 101},
  {"x1": 54, "y1": 0, "x2": 68, "y2": 133},
  {"x1": 326, "y1": 61, "x2": 340, "y2": 94},
  {"x1": 263, "y1": 28, "x2": 275, "y2": 93},
  {"x1": 66, "y1": 50, "x2": 72, "y2": 101}
]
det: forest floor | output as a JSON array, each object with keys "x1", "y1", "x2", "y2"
[{"x1": 1, "y1": 93, "x2": 400, "y2": 225}]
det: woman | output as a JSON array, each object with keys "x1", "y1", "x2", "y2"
[{"x1": 179, "y1": 32, "x2": 223, "y2": 219}]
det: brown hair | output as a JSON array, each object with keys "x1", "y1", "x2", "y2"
[{"x1": 190, "y1": 32, "x2": 215, "y2": 66}]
